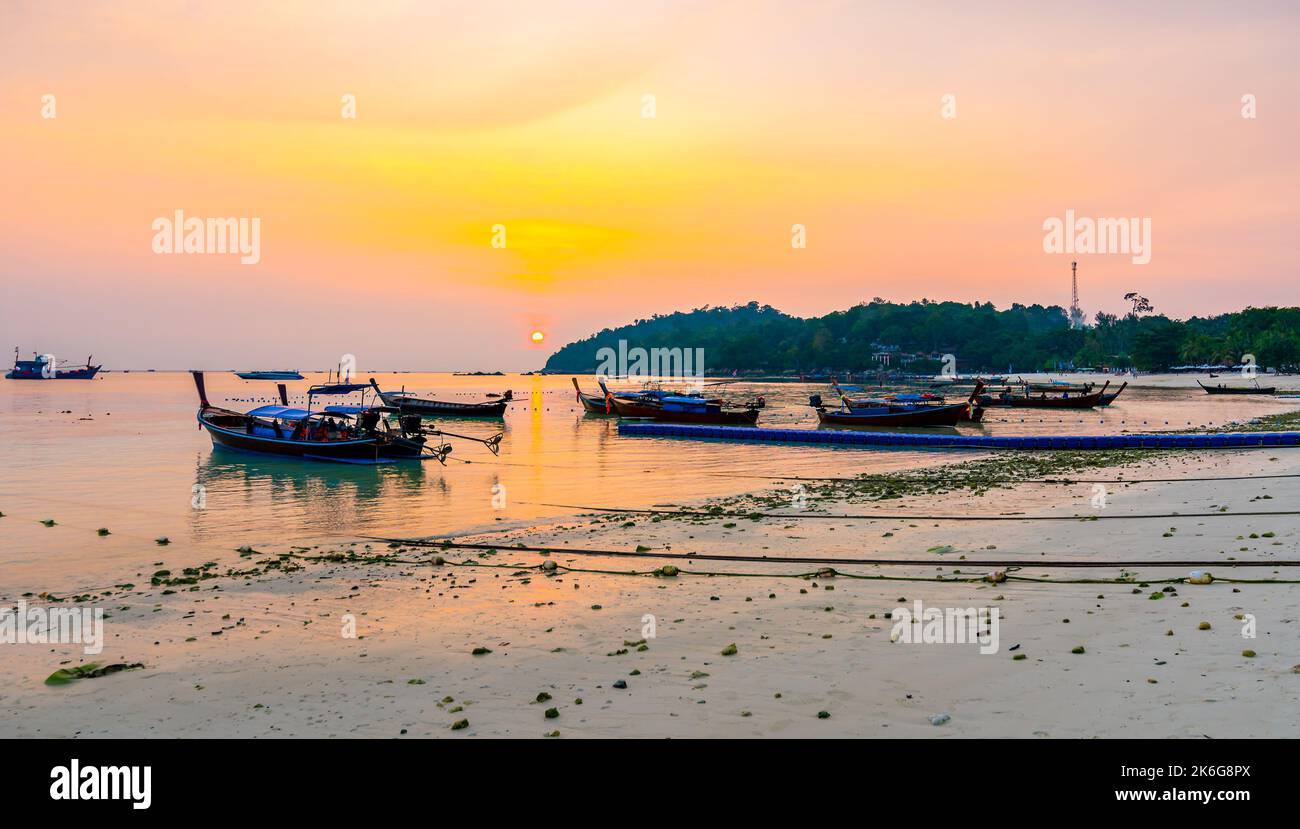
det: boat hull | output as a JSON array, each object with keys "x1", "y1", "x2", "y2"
[
  {"x1": 979, "y1": 391, "x2": 1106, "y2": 408},
  {"x1": 378, "y1": 393, "x2": 509, "y2": 417},
  {"x1": 610, "y1": 397, "x2": 759, "y2": 424},
  {"x1": 577, "y1": 392, "x2": 615, "y2": 414},
  {"x1": 1198, "y1": 381, "x2": 1275, "y2": 395},
  {"x1": 5, "y1": 366, "x2": 100, "y2": 379},
  {"x1": 235, "y1": 371, "x2": 304, "y2": 380},
  {"x1": 816, "y1": 403, "x2": 970, "y2": 427},
  {"x1": 199, "y1": 414, "x2": 426, "y2": 463}
]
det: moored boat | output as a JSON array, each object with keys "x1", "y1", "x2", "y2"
[
  {"x1": 813, "y1": 381, "x2": 984, "y2": 427},
  {"x1": 235, "y1": 370, "x2": 304, "y2": 380},
  {"x1": 831, "y1": 383, "x2": 985, "y2": 422},
  {"x1": 1096, "y1": 381, "x2": 1128, "y2": 406},
  {"x1": 6, "y1": 349, "x2": 101, "y2": 380},
  {"x1": 369, "y1": 378, "x2": 512, "y2": 417},
  {"x1": 1197, "y1": 380, "x2": 1276, "y2": 395},
  {"x1": 610, "y1": 394, "x2": 760, "y2": 425},
  {"x1": 979, "y1": 381, "x2": 1110, "y2": 409},
  {"x1": 573, "y1": 377, "x2": 616, "y2": 414},
  {"x1": 194, "y1": 372, "x2": 451, "y2": 464}
]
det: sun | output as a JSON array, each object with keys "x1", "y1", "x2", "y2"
[{"x1": 530, "y1": 330, "x2": 545, "y2": 343}]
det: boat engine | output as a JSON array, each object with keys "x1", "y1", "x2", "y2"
[
  {"x1": 808, "y1": 394, "x2": 823, "y2": 408},
  {"x1": 399, "y1": 414, "x2": 423, "y2": 435},
  {"x1": 359, "y1": 410, "x2": 382, "y2": 432}
]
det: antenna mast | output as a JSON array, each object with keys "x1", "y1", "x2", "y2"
[{"x1": 1068, "y1": 260, "x2": 1084, "y2": 329}]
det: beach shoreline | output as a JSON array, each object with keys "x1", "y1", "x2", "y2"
[{"x1": 4, "y1": 443, "x2": 1298, "y2": 739}]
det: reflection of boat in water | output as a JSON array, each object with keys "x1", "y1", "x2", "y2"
[
  {"x1": 189, "y1": 449, "x2": 439, "y2": 538},
  {"x1": 195, "y1": 447, "x2": 433, "y2": 497},
  {"x1": 6, "y1": 348, "x2": 101, "y2": 379}
]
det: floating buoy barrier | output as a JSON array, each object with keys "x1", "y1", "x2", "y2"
[{"x1": 617, "y1": 422, "x2": 1300, "y2": 450}]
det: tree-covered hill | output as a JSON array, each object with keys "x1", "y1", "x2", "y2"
[{"x1": 542, "y1": 300, "x2": 1300, "y2": 374}]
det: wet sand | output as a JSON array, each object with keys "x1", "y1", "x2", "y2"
[{"x1": 4, "y1": 443, "x2": 1298, "y2": 739}]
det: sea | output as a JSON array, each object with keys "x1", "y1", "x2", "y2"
[{"x1": 2, "y1": 372, "x2": 1296, "y2": 593}]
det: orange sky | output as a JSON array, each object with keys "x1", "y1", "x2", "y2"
[{"x1": 1, "y1": 1, "x2": 1297, "y2": 370}]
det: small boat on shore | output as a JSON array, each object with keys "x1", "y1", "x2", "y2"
[
  {"x1": 832, "y1": 382, "x2": 985, "y2": 422},
  {"x1": 369, "y1": 379, "x2": 512, "y2": 417},
  {"x1": 6, "y1": 349, "x2": 101, "y2": 380},
  {"x1": 813, "y1": 382, "x2": 984, "y2": 427},
  {"x1": 1198, "y1": 380, "x2": 1276, "y2": 395},
  {"x1": 979, "y1": 380, "x2": 1111, "y2": 409},
  {"x1": 235, "y1": 370, "x2": 304, "y2": 380}
]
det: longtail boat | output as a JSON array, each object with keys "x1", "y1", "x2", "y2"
[
  {"x1": 193, "y1": 372, "x2": 453, "y2": 464},
  {"x1": 812, "y1": 382, "x2": 984, "y2": 427},
  {"x1": 573, "y1": 377, "x2": 616, "y2": 414},
  {"x1": 370, "y1": 378, "x2": 512, "y2": 417},
  {"x1": 1197, "y1": 380, "x2": 1276, "y2": 395},
  {"x1": 979, "y1": 380, "x2": 1110, "y2": 409},
  {"x1": 831, "y1": 382, "x2": 984, "y2": 422},
  {"x1": 1097, "y1": 381, "x2": 1128, "y2": 406},
  {"x1": 6, "y1": 348, "x2": 101, "y2": 380},
  {"x1": 610, "y1": 394, "x2": 760, "y2": 425}
]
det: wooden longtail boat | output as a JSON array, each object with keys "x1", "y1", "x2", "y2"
[
  {"x1": 369, "y1": 378, "x2": 512, "y2": 417},
  {"x1": 1096, "y1": 381, "x2": 1128, "y2": 406},
  {"x1": 193, "y1": 372, "x2": 450, "y2": 464},
  {"x1": 572, "y1": 377, "x2": 616, "y2": 414},
  {"x1": 6, "y1": 349, "x2": 101, "y2": 379},
  {"x1": 813, "y1": 382, "x2": 984, "y2": 427},
  {"x1": 1197, "y1": 380, "x2": 1276, "y2": 395},
  {"x1": 831, "y1": 383, "x2": 985, "y2": 422},
  {"x1": 979, "y1": 381, "x2": 1110, "y2": 409},
  {"x1": 610, "y1": 394, "x2": 760, "y2": 425}
]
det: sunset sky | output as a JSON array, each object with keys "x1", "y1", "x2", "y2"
[{"x1": 2, "y1": 1, "x2": 1297, "y2": 370}]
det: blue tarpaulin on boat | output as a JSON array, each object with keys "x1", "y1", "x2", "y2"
[{"x1": 246, "y1": 405, "x2": 313, "y2": 420}]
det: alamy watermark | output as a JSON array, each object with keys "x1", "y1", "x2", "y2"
[
  {"x1": 1, "y1": 601, "x2": 104, "y2": 655},
  {"x1": 889, "y1": 600, "x2": 1000, "y2": 655},
  {"x1": 152, "y1": 210, "x2": 261, "y2": 265},
  {"x1": 595, "y1": 339, "x2": 705, "y2": 386},
  {"x1": 1043, "y1": 209, "x2": 1151, "y2": 265}
]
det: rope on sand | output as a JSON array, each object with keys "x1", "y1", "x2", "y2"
[
  {"x1": 703, "y1": 471, "x2": 1300, "y2": 486},
  {"x1": 359, "y1": 536, "x2": 1300, "y2": 569},
  {"x1": 310, "y1": 550, "x2": 1300, "y2": 586},
  {"x1": 512, "y1": 501, "x2": 1300, "y2": 522}
]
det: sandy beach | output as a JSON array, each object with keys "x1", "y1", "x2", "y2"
[{"x1": 5, "y1": 438, "x2": 1298, "y2": 739}]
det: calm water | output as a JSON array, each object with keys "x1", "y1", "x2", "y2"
[{"x1": 2, "y1": 372, "x2": 1297, "y2": 592}]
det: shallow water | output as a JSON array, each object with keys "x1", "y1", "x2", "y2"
[{"x1": 2, "y1": 372, "x2": 1296, "y2": 592}]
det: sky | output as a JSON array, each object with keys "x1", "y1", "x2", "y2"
[{"x1": 1, "y1": 0, "x2": 1297, "y2": 370}]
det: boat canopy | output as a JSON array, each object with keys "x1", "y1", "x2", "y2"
[{"x1": 246, "y1": 405, "x2": 356, "y2": 421}]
